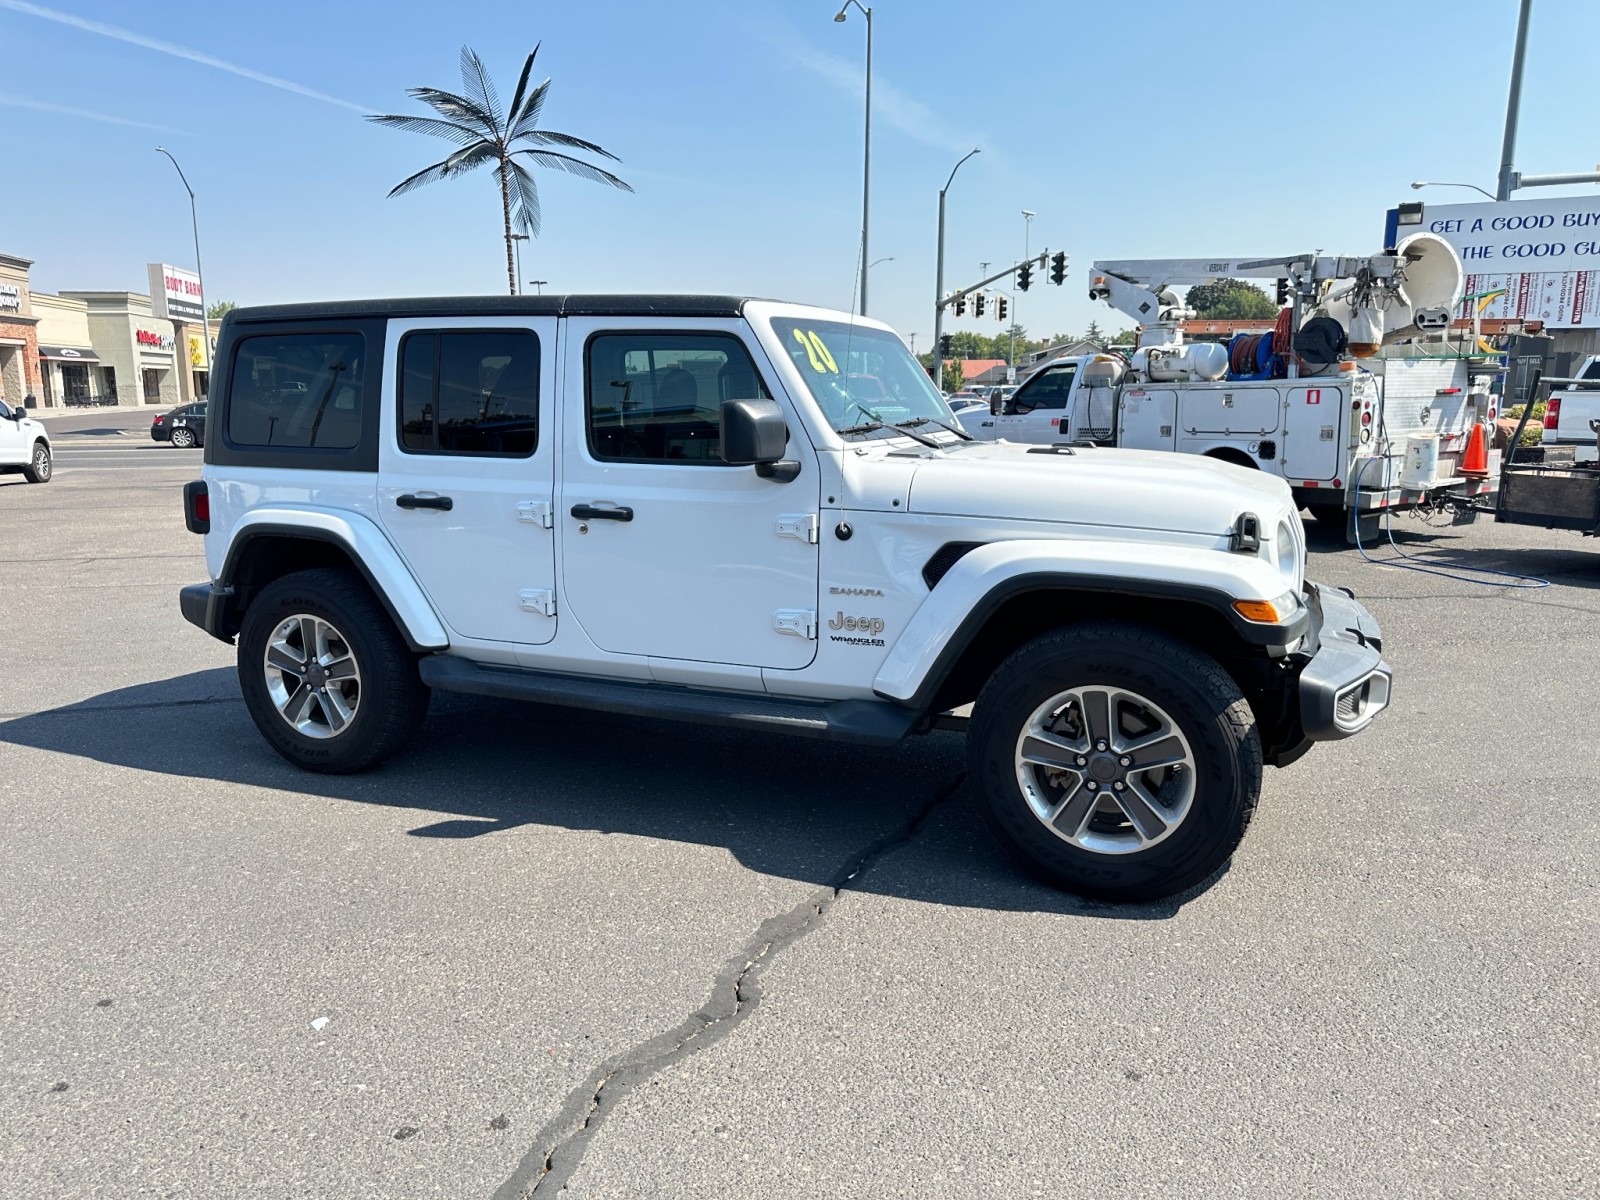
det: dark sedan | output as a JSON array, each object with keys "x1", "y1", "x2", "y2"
[{"x1": 151, "y1": 402, "x2": 207, "y2": 448}]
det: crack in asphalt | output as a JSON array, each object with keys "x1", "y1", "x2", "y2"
[{"x1": 490, "y1": 772, "x2": 967, "y2": 1200}]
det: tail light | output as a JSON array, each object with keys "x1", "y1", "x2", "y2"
[
  {"x1": 183, "y1": 480, "x2": 209, "y2": 535},
  {"x1": 1544, "y1": 397, "x2": 1560, "y2": 430},
  {"x1": 153, "y1": 414, "x2": 166, "y2": 424}
]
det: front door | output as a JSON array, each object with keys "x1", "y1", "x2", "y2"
[
  {"x1": 559, "y1": 319, "x2": 820, "y2": 670},
  {"x1": 997, "y1": 359, "x2": 1078, "y2": 442},
  {"x1": 0, "y1": 398, "x2": 24, "y2": 466},
  {"x1": 377, "y1": 317, "x2": 559, "y2": 645}
]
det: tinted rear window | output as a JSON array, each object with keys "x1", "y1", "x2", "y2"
[{"x1": 227, "y1": 331, "x2": 366, "y2": 448}]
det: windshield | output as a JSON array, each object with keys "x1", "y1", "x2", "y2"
[{"x1": 769, "y1": 317, "x2": 954, "y2": 439}]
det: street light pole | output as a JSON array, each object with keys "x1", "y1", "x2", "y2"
[
  {"x1": 527, "y1": 280, "x2": 547, "y2": 295},
  {"x1": 932, "y1": 147, "x2": 980, "y2": 392},
  {"x1": 1496, "y1": 0, "x2": 1534, "y2": 202},
  {"x1": 154, "y1": 147, "x2": 212, "y2": 393},
  {"x1": 1411, "y1": 180, "x2": 1498, "y2": 201},
  {"x1": 834, "y1": 0, "x2": 872, "y2": 316},
  {"x1": 511, "y1": 234, "x2": 529, "y2": 294}
]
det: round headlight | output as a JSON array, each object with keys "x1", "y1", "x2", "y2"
[{"x1": 1276, "y1": 520, "x2": 1297, "y2": 578}]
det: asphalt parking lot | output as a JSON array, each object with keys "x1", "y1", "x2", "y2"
[{"x1": 2, "y1": 419, "x2": 1596, "y2": 1199}]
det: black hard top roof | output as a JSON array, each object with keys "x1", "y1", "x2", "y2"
[{"x1": 227, "y1": 295, "x2": 753, "y2": 323}]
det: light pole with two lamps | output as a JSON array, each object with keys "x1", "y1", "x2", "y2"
[
  {"x1": 833, "y1": 0, "x2": 873, "y2": 316},
  {"x1": 527, "y1": 280, "x2": 548, "y2": 295},
  {"x1": 154, "y1": 147, "x2": 213, "y2": 396}
]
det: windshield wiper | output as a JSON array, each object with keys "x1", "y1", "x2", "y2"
[
  {"x1": 897, "y1": 416, "x2": 973, "y2": 442},
  {"x1": 836, "y1": 417, "x2": 941, "y2": 449}
]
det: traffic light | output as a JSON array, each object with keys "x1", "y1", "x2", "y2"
[
  {"x1": 1017, "y1": 261, "x2": 1033, "y2": 292},
  {"x1": 954, "y1": 293, "x2": 966, "y2": 317},
  {"x1": 1275, "y1": 278, "x2": 1290, "y2": 306},
  {"x1": 939, "y1": 333, "x2": 952, "y2": 357},
  {"x1": 996, "y1": 295, "x2": 1008, "y2": 322},
  {"x1": 1050, "y1": 252, "x2": 1068, "y2": 285},
  {"x1": 974, "y1": 290, "x2": 986, "y2": 318}
]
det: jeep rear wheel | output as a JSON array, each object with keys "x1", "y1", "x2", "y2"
[
  {"x1": 237, "y1": 568, "x2": 429, "y2": 773},
  {"x1": 968, "y1": 622, "x2": 1261, "y2": 903}
]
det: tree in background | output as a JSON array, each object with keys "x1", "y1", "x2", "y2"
[
  {"x1": 1083, "y1": 320, "x2": 1106, "y2": 345},
  {"x1": 369, "y1": 45, "x2": 633, "y2": 294},
  {"x1": 206, "y1": 301, "x2": 236, "y2": 320},
  {"x1": 1185, "y1": 278, "x2": 1278, "y2": 319},
  {"x1": 941, "y1": 360, "x2": 965, "y2": 392}
]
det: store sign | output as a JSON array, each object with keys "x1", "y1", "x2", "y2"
[
  {"x1": 1388, "y1": 197, "x2": 1600, "y2": 329},
  {"x1": 189, "y1": 335, "x2": 204, "y2": 366},
  {"x1": 136, "y1": 329, "x2": 175, "y2": 351},
  {"x1": 147, "y1": 262, "x2": 203, "y2": 321},
  {"x1": 0, "y1": 283, "x2": 19, "y2": 310}
]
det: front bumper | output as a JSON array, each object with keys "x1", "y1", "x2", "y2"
[{"x1": 1297, "y1": 581, "x2": 1392, "y2": 740}]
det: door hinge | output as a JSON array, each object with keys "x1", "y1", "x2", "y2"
[
  {"x1": 517, "y1": 500, "x2": 555, "y2": 528},
  {"x1": 519, "y1": 588, "x2": 557, "y2": 617},
  {"x1": 773, "y1": 609, "x2": 817, "y2": 639},
  {"x1": 776, "y1": 513, "x2": 820, "y2": 544}
]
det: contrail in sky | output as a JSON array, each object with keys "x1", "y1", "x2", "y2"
[
  {"x1": 0, "y1": 92, "x2": 183, "y2": 133},
  {"x1": 0, "y1": 0, "x2": 370, "y2": 113}
]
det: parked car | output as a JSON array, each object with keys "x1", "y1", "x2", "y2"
[
  {"x1": 0, "y1": 398, "x2": 51, "y2": 483},
  {"x1": 151, "y1": 402, "x2": 208, "y2": 448}
]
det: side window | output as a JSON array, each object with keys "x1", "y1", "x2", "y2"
[
  {"x1": 586, "y1": 332, "x2": 769, "y2": 463},
  {"x1": 1582, "y1": 359, "x2": 1600, "y2": 381},
  {"x1": 399, "y1": 329, "x2": 539, "y2": 456},
  {"x1": 228, "y1": 331, "x2": 366, "y2": 449},
  {"x1": 1013, "y1": 365, "x2": 1076, "y2": 412}
]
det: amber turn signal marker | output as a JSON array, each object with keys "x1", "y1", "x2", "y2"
[{"x1": 1233, "y1": 598, "x2": 1285, "y2": 623}]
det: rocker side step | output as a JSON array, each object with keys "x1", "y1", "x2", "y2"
[{"x1": 418, "y1": 656, "x2": 921, "y2": 746}]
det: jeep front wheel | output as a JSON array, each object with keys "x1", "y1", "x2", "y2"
[
  {"x1": 968, "y1": 622, "x2": 1261, "y2": 903},
  {"x1": 237, "y1": 568, "x2": 429, "y2": 773}
]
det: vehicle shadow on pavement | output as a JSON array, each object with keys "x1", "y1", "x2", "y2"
[{"x1": 0, "y1": 669, "x2": 1205, "y2": 918}]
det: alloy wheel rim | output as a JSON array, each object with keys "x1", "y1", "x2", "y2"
[
  {"x1": 1014, "y1": 685, "x2": 1197, "y2": 856},
  {"x1": 34, "y1": 447, "x2": 49, "y2": 479},
  {"x1": 263, "y1": 614, "x2": 361, "y2": 739}
]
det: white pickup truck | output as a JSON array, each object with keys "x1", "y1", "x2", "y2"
[
  {"x1": 1540, "y1": 355, "x2": 1600, "y2": 462},
  {"x1": 178, "y1": 294, "x2": 1392, "y2": 902}
]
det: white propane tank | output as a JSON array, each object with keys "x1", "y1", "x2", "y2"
[
  {"x1": 1131, "y1": 341, "x2": 1229, "y2": 382},
  {"x1": 1399, "y1": 432, "x2": 1441, "y2": 489}
]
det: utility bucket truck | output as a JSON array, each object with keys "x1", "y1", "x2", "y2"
[{"x1": 970, "y1": 235, "x2": 1502, "y2": 540}]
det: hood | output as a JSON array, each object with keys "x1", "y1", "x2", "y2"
[{"x1": 903, "y1": 441, "x2": 1292, "y2": 535}]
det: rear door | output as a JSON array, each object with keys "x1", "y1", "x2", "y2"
[{"x1": 377, "y1": 317, "x2": 559, "y2": 645}]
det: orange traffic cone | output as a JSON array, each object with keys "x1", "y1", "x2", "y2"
[{"x1": 1460, "y1": 421, "x2": 1489, "y2": 476}]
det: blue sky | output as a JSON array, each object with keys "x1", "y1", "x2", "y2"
[{"x1": 4, "y1": 0, "x2": 1597, "y2": 348}]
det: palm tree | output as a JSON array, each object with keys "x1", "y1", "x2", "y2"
[{"x1": 368, "y1": 44, "x2": 632, "y2": 294}]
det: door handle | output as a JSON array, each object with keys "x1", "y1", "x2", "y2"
[
  {"x1": 570, "y1": 503, "x2": 633, "y2": 522},
  {"x1": 396, "y1": 493, "x2": 453, "y2": 511}
]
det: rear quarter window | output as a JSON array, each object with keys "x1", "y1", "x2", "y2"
[{"x1": 227, "y1": 331, "x2": 367, "y2": 449}]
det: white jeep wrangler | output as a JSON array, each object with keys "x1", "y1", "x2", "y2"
[{"x1": 179, "y1": 295, "x2": 1390, "y2": 901}]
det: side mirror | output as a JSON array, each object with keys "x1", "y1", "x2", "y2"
[{"x1": 720, "y1": 398, "x2": 788, "y2": 465}]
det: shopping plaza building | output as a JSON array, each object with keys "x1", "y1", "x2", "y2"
[{"x1": 0, "y1": 250, "x2": 217, "y2": 410}]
